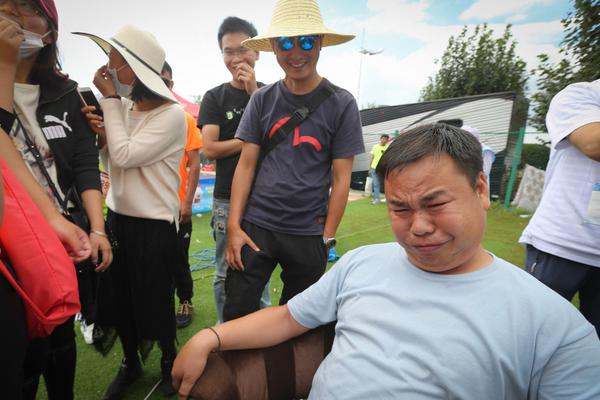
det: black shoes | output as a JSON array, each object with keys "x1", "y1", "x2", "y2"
[
  {"x1": 102, "y1": 358, "x2": 142, "y2": 400},
  {"x1": 175, "y1": 300, "x2": 193, "y2": 329}
]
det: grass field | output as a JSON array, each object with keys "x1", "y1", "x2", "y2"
[{"x1": 38, "y1": 199, "x2": 532, "y2": 399}]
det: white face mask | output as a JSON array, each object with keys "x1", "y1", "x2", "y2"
[
  {"x1": 106, "y1": 65, "x2": 133, "y2": 98},
  {"x1": 19, "y1": 29, "x2": 51, "y2": 59}
]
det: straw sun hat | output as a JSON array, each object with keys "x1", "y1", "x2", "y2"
[
  {"x1": 242, "y1": 0, "x2": 355, "y2": 52},
  {"x1": 72, "y1": 25, "x2": 175, "y2": 102}
]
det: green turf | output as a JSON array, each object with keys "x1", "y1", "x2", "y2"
[{"x1": 37, "y1": 199, "x2": 532, "y2": 399}]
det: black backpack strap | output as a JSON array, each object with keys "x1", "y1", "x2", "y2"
[{"x1": 262, "y1": 79, "x2": 337, "y2": 156}]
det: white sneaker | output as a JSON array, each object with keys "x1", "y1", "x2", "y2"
[{"x1": 80, "y1": 320, "x2": 95, "y2": 344}]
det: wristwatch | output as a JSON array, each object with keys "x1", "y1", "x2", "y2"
[{"x1": 323, "y1": 237, "x2": 337, "y2": 248}]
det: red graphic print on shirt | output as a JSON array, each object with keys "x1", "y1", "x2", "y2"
[{"x1": 268, "y1": 117, "x2": 322, "y2": 152}]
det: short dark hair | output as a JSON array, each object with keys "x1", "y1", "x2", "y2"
[
  {"x1": 130, "y1": 79, "x2": 164, "y2": 103},
  {"x1": 217, "y1": 16, "x2": 258, "y2": 49},
  {"x1": 380, "y1": 134, "x2": 390, "y2": 139},
  {"x1": 377, "y1": 123, "x2": 483, "y2": 188},
  {"x1": 437, "y1": 119, "x2": 463, "y2": 128}
]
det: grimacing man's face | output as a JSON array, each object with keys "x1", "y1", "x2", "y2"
[{"x1": 385, "y1": 153, "x2": 490, "y2": 275}]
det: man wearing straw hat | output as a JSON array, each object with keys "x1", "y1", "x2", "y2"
[{"x1": 224, "y1": 0, "x2": 364, "y2": 321}]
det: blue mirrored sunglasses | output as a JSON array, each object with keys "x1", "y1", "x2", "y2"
[{"x1": 275, "y1": 36, "x2": 319, "y2": 52}]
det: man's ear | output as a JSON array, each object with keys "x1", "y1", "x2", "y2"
[{"x1": 476, "y1": 172, "x2": 490, "y2": 209}]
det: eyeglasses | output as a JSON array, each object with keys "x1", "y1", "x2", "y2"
[
  {"x1": 0, "y1": 0, "x2": 41, "y2": 17},
  {"x1": 222, "y1": 47, "x2": 251, "y2": 58},
  {"x1": 275, "y1": 36, "x2": 319, "y2": 52}
]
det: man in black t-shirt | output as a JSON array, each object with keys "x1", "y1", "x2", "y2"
[
  {"x1": 198, "y1": 17, "x2": 270, "y2": 324},
  {"x1": 224, "y1": 0, "x2": 365, "y2": 320}
]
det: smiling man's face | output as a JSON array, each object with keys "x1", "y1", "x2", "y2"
[
  {"x1": 385, "y1": 153, "x2": 491, "y2": 275},
  {"x1": 272, "y1": 35, "x2": 321, "y2": 89}
]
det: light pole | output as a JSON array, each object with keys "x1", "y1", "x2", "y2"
[{"x1": 356, "y1": 29, "x2": 383, "y2": 108}]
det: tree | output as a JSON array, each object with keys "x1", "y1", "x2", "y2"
[
  {"x1": 530, "y1": 0, "x2": 600, "y2": 131},
  {"x1": 421, "y1": 24, "x2": 528, "y2": 101}
]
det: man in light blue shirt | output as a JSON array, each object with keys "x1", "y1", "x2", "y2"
[{"x1": 173, "y1": 123, "x2": 600, "y2": 400}]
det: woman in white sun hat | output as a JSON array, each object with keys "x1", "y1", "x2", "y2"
[{"x1": 74, "y1": 24, "x2": 185, "y2": 399}]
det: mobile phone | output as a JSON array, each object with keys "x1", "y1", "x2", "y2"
[{"x1": 77, "y1": 87, "x2": 103, "y2": 118}]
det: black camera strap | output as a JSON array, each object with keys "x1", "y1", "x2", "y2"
[{"x1": 15, "y1": 114, "x2": 84, "y2": 215}]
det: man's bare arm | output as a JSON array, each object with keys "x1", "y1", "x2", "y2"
[
  {"x1": 172, "y1": 305, "x2": 308, "y2": 399},
  {"x1": 323, "y1": 157, "x2": 354, "y2": 239},
  {"x1": 180, "y1": 149, "x2": 200, "y2": 223},
  {"x1": 201, "y1": 124, "x2": 243, "y2": 160},
  {"x1": 569, "y1": 122, "x2": 600, "y2": 162}
]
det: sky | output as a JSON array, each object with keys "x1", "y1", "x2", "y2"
[{"x1": 54, "y1": 0, "x2": 573, "y2": 109}]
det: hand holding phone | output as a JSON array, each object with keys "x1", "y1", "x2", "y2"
[
  {"x1": 77, "y1": 87, "x2": 103, "y2": 118},
  {"x1": 78, "y1": 86, "x2": 105, "y2": 134}
]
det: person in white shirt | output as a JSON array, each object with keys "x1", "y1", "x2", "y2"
[
  {"x1": 519, "y1": 79, "x2": 600, "y2": 340},
  {"x1": 76, "y1": 25, "x2": 186, "y2": 398}
]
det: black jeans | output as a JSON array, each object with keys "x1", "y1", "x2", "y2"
[
  {"x1": 526, "y1": 245, "x2": 600, "y2": 339},
  {"x1": 223, "y1": 221, "x2": 327, "y2": 321},
  {"x1": 76, "y1": 262, "x2": 98, "y2": 323},
  {"x1": 174, "y1": 220, "x2": 194, "y2": 303},
  {"x1": 0, "y1": 273, "x2": 28, "y2": 400},
  {"x1": 22, "y1": 318, "x2": 76, "y2": 400}
]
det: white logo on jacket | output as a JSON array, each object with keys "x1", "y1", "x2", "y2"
[{"x1": 42, "y1": 112, "x2": 71, "y2": 140}]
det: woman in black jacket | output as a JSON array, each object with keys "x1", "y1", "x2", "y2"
[{"x1": 0, "y1": 0, "x2": 113, "y2": 399}]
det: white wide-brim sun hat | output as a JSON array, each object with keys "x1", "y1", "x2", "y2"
[
  {"x1": 72, "y1": 25, "x2": 175, "y2": 103},
  {"x1": 242, "y1": 0, "x2": 355, "y2": 52}
]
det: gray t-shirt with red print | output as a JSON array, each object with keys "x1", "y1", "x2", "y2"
[{"x1": 235, "y1": 79, "x2": 364, "y2": 235}]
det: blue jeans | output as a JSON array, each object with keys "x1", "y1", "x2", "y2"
[
  {"x1": 371, "y1": 168, "x2": 381, "y2": 202},
  {"x1": 212, "y1": 198, "x2": 270, "y2": 324}
]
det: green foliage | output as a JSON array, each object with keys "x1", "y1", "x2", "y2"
[
  {"x1": 421, "y1": 24, "x2": 528, "y2": 101},
  {"x1": 365, "y1": 101, "x2": 380, "y2": 109},
  {"x1": 519, "y1": 143, "x2": 550, "y2": 170},
  {"x1": 530, "y1": 0, "x2": 600, "y2": 131}
]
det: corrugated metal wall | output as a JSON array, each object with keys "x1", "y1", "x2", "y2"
[{"x1": 355, "y1": 97, "x2": 515, "y2": 172}]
